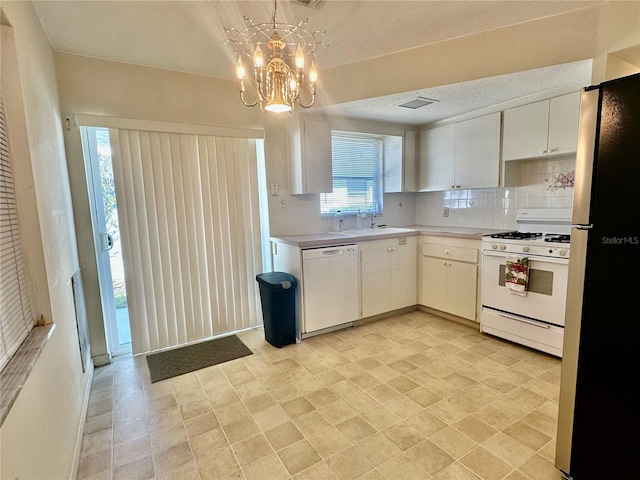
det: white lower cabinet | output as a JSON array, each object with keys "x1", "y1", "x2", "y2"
[
  {"x1": 360, "y1": 236, "x2": 417, "y2": 318},
  {"x1": 419, "y1": 237, "x2": 480, "y2": 321},
  {"x1": 272, "y1": 233, "x2": 482, "y2": 338}
]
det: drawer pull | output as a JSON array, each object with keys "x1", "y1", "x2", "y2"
[{"x1": 497, "y1": 311, "x2": 550, "y2": 329}]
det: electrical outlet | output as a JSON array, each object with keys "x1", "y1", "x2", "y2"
[
  {"x1": 443, "y1": 207, "x2": 450, "y2": 217},
  {"x1": 270, "y1": 183, "x2": 279, "y2": 196}
]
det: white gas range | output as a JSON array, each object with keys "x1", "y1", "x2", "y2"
[{"x1": 480, "y1": 209, "x2": 572, "y2": 357}]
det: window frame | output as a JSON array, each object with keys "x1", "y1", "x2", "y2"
[
  {"x1": 0, "y1": 91, "x2": 37, "y2": 372},
  {"x1": 320, "y1": 131, "x2": 384, "y2": 218}
]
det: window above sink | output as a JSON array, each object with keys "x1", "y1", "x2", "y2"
[{"x1": 320, "y1": 131, "x2": 389, "y2": 218}]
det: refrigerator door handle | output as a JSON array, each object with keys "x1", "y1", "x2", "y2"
[{"x1": 571, "y1": 88, "x2": 600, "y2": 225}]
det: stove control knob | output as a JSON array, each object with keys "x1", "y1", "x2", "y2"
[
  {"x1": 559, "y1": 249, "x2": 567, "y2": 256},
  {"x1": 499, "y1": 244, "x2": 507, "y2": 251},
  {"x1": 491, "y1": 243, "x2": 498, "y2": 250},
  {"x1": 522, "y1": 246, "x2": 530, "y2": 253}
]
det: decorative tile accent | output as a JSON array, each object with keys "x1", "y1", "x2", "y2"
[{"x1": 416, "y1": 156, "x2": 576, "y2": 229}]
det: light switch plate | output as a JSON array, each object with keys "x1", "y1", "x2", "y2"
[{"x1": 443, "y1": 207, "x2": 450, "y2": 217}]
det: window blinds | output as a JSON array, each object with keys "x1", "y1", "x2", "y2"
[
  {"x1": 109, "y1": 129, "x2": 264, "y2": 354},
  {"x1": 0, "y1": 92, "x2": 35, "y2": 370},
  {"x1": 320, "y1": 133, "x2": 383, "y2": 216}
]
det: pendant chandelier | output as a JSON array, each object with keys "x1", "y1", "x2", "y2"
[{"x1": 224, "y1": 0, "x2": 328, "y2": 113}]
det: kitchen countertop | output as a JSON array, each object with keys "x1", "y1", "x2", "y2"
[
  {"x1": 271, "y1": 225, "x2": 510, "y2": 248},
  {"x1": 408, "y1": 225, "x2": 510, "y2": 239}
]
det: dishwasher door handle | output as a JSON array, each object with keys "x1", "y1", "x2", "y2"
[{"x1": 321, "y1": 249, "x2": 342, "y2": 256}]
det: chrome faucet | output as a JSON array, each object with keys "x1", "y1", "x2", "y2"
[{"x1": 370, "y1": 213, "x2": 376, "y2": 229}]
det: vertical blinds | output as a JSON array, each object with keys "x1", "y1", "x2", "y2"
[
  {"x1": 0, "y1": 92, "x2": 36, "y2": 370},
  {"x1": 109, "y1": 129, "x2": 263, "y2": 354},
  {"x1": 320, "y1": 134, "x2": 383, "y2": 215}
]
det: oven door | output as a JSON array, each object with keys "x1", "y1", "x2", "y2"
[{"x1": 481, "y1": 250, "x2": 569, "y2": 326}]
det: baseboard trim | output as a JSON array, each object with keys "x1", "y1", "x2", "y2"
[
  {"x1": 354, "y1": 305, "x2": 419, "y2": 327},
  {"x1": 417, "y1": 305, "x2": 480, "y2": 330},
  {"x1": 70, "y1": 360, "x2": 94, "y2": 480},
  {"x1": 91, "y1": 353, "x2": 111, "y2": 367}
]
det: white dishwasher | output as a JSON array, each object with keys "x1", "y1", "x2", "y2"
[{"x1": 301, "y1": 244, "x2": 360, "y2": 336}]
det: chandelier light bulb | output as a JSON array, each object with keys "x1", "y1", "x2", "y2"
[
  {"x1": 295, "y1": 45, "x2": 305, "y2": 70},
  {"x1": 309, "y1": 61, "x2": 318, "y2": 84},
  {"x1": 235, "y1": 56, "x2": 245, "y2": 80},
  {"x1": 253, "y1": 46, "x2": 264, "y2": 69},
  {"x1": 265, "y1": 103, "x2": 292, "y2": 113}
]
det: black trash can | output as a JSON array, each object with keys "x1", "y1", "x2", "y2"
[{"x1": 256, "y1": 272, "x2": 297, "y2": 348}]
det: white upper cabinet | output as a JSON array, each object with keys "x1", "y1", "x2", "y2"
[
  {"x1": 502, "y1": 92, "x2": 581, "y2": 161},
  {"x1": 286, "y1": 115, "x2": 332, "y2": 194},
  {"x1": 383, "y1": 134, "x2": 403, "y2": 193},
  {"x1": 547, "y1": 92, "x2": 582, "y2": 156},
  {"x1": 418, "y1": 123, "x2": 455, "y2": 191},
  {"x1": 383, "y1": 131, "x2": 417, "y2": 193},
  {"x1": 402, "y1": 130, "x2": 418, "y2": 192},
  {"x1": 418, "y1": 112, "x2": 501, "y2": 191},
  {"x1": 454, "y1": 113, "x2": 501, "y2": 190}
]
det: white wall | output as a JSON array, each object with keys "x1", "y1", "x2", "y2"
[
  {"x1": 0, "y1": 2, "x2": 90, "y2": 479},
  {"x1": 268, "y1": 115, "x2": 418, "y2": 236},
  {"x1": 55, "y1": 1, "x2": 640, "y2": 363}
]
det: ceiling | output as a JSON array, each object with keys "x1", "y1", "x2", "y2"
[
  {"x1": 32, "y1": 1, "x2": 614, "y2": 124},
  {"x1": 315, "y1": 60, "x2": 593, "y2": 125}
]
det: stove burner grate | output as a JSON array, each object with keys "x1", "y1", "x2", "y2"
[
  {"x1": 490, "y1": 231, "x2": 543, "y2": 240},
  {"x1": 544, "y1": 234, "x2": 571, "y2": 243}
]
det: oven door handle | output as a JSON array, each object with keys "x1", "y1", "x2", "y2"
[
  {"x1": 495, "y1": 310, "x2": 551, "y2": 329},
  {"x1": 482, "y1": 250, "x2": 569, "y2": 265}
]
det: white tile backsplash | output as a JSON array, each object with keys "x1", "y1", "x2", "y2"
[{"x1": 415, "y1": 157, "x2": 576, "y2": 230}]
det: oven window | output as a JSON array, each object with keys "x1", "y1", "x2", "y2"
[{"x1": 498, "y1": 264, "x2": 553, "y2": 295}]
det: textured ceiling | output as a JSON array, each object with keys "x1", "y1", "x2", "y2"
[
  {"x1": 33, "y1": 1, "x2": 606, "y2": 124},
  {"x1": 33, "y1": 1, "x2": 602, "y2": 78},
  {"x1": 316, "y1": 60, "x2": 594, "y2": 125}
]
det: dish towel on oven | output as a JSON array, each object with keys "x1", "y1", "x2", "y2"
[{"x1": 505, "y1": 256, "x2": 529, "y2": 296}]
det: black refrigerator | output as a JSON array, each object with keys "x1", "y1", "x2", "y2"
[{"x1": 556, "y1": 72, "x2": 640, "y2": 479}]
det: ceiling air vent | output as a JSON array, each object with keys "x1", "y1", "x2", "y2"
[{"x1": 397, "y1": 97, "x2": 439, "y2": 109}]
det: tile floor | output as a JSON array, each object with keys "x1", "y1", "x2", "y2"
[{"x1": 77, "y1": 310, "x2": 565, "y2": 480}]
